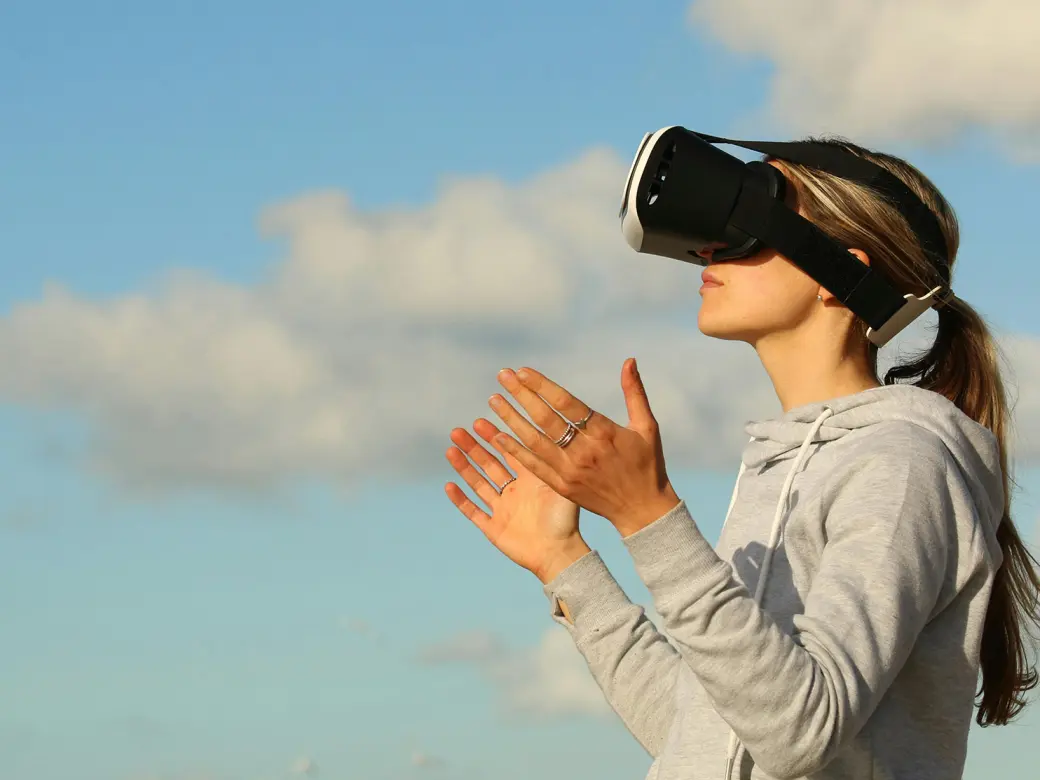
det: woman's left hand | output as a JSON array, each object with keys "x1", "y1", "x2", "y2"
[{"x1": 486, "y1": 358, "x2": 681, "y2": 537}]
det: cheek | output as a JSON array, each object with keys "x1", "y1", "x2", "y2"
[{"x1": 697, "y1": 271, "x2": 811, "y2": 330}]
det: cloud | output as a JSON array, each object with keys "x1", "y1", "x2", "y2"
[
  {"x1": 411, "y1": 751, "x2": 448, "y2": 770},
  {"x1": 289, "y1": 755, "x2": 319, "y2": 777},
  {"x1": 0, "y1": 149, "x2": 764, "y2": 493},
  {"x1": 417, "y1": 629, "x2": 503, "y2": 664},
  {"x1": 688, "y1": 0, "x2": 1040, "y2": 159},
  {"x1": 338, "y1": 617, "x2": 389, "y2": 647},
  {"x1": 419, "y1": 626, "x2": 610, "y2": 718},
  {"x1": 418, "y1": 608, "x2": 675, "y2": 720},
  {"x1": 1, "y1": 147, "x2": 1038, "y2": 494}
]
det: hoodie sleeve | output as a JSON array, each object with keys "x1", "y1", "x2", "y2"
[
  {"x1": 542, "y1": 549, "x2": 682, "y2": 757},
  {"x1": 618, "y1": 431, "x2": 987, "y2": 780}
]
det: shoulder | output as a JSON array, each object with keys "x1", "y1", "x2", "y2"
[
  {"x1": 833, "y1": 419, "x2": 952, "y2": 473},
  {"x1": 815, "y1": 420, "x2": 965, "y2": 519}
]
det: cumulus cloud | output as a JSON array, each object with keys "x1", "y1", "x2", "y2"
[
  {"x1": 688, "y1": 0, "x2": 1040, "y2": 159},
  {"x1": 1, "y1": 146, "x2": 1038, "y2": 494},
  {"x1": 0, "y1": 149, "x2": 768, "y2": 493},
  {"x1": 418, "y1": 606, "x2": 674, "y2": 720}
]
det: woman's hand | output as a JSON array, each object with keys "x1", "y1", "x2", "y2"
[
  {"x1": 486, "y1": 358, "x2": 681, "y2": 537},
  {"x1": 445, "y1": 417, "x2": 591, "y2": 585}
]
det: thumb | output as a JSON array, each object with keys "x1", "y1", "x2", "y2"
[{"x1": 622, "y1": 358, "x2": 657, "y2": 432}]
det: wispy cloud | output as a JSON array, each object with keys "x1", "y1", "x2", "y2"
[
  {"x1": 289, "y1": 755, "x2": 320, "y2": 777},
  {"x1": 411, "y1": 750, "x2": 449, "y2": 770}
]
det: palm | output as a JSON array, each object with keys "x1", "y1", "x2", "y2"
[
  {"x1": 445, "y1": 420, "x2": 581, "y2": 579},
  {"x1": 491, "y1": 466, "x2": 579, "y2": 567}
]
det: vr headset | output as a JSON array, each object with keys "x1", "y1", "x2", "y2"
[{"x1": 619, "y1": 127, "x2": 953, "y2": 346}]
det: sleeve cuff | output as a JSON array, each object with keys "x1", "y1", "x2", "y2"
[
  {"x1": 542, "y1": 548, "x2": 633, "y2": 630},
  {"x1": 621, "y1": 499, "x2": 728, "y2": 592}
]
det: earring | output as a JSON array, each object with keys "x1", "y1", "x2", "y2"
[{"x1": 817, "y1": 294, "x2": 823, "y2": 301}]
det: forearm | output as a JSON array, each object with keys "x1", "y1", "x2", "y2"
[{"x1": 542, "y1": 549, "x2": 682, "y2": 757}]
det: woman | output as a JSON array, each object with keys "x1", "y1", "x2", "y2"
[{"x1": 443, "y1": 138, "x2": 1040, "y2": 780}]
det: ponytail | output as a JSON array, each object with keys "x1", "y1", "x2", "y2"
[
  {"x1": 886, "y1": 297, "x2": 1040, "y2": 726},
  {"x1": 776, "y1": 137, "x2": 1040, "y2": 724}
]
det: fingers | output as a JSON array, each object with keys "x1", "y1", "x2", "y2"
[
  {"x1": 495, "y1": 369, "x2": 573, "y2": 443},
  {"x1": 489, "y1": 431, "x2": 570, "y2": 497},
  {"x1": 450, "y1": 424, "x2": 514, "y2": 489},
  {"x1": 487, "y1": 390, "x2": 562, "y2": 455},
  {"x1": 444, "y1": 481, "x2": 495, "y2": 537},
  {"x1": 472, "y1": 418, "x2": 526, "y2": 475},
  {"x1": 445, "y1": 439, "x2": 503, "y2": 512},
  {"x1": 509, "y1": 367, "x2": 608, "y2": 435}
]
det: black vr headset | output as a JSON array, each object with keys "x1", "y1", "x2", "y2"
[{"x1": 619, "y1": 127, "x2": 954, "y2": 346}]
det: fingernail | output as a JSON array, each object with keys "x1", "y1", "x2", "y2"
[
  {"x1": 515, "y1": 368, "x2": 530, "y2": 381},
  {"x1": 497, "y1": 368, "x2": 513, "y2": 382},
  {"x1": 489, "y1": 395, "x2": 502, "y2": 407}
]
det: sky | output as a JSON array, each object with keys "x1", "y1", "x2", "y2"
[{"x1": 1, "y1": 1, "x2": 1039, "y2": 778}]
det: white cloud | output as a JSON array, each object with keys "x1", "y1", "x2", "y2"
[
  {"x1": 418, "y1": 606, "x2": 675, "y2": 720},
  {"x1": 418, "y1": 626, "x2": 610, "y2": 718},
  {"x1": 1, "y1": 148, "x2": 1038, "y2": 494},
  {"x1": 688, "y1": 0, "x2": 1040, "y2": 158},
  {"x1": 0, "y1": 149, "x2": 763, "y2": 493}
]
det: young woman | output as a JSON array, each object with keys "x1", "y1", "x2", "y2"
[{"x1": 443, "y1": 138, "x2": 1040, "y2": 780}]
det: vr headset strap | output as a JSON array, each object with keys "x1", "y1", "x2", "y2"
[
  {"x1": 698, "y1": 134, "x2": 950, "y2": 277},
  {"x1": 729, "y1": 184, "x2": 906, "y2": 330}
]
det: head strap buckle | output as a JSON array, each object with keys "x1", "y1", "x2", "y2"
[{"x1": 865, "y1": 285, "x2": 952, "y2": 347}]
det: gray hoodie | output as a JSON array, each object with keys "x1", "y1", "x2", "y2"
[{"x1": 542, "y1": 384, "x2": 1005, "y2": 780}]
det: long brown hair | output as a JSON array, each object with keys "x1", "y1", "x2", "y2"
[{"x1": 773, "y1": 138, "x2": 1040, "y2": 726}]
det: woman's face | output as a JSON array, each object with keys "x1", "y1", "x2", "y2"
[{"x1": 695, "y1": 162, "x2": 824, "y2": 345}]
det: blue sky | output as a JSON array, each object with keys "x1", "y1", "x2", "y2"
[{"x1": 2, "y1": 2, "x2": 1039, "y2": 779}]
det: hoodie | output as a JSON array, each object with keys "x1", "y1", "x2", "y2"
[{"x1": 542, "y1": 384, "x2": 1005, "y2": 780}]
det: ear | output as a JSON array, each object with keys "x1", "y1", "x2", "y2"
[
  {"x1": 847, "y1": 248, "x2": 870, "y2": 267},
  {"x1": 818, "y1": 249, "x2": 870, "y2": 303}
]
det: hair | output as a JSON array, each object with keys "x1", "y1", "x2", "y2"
[{"x1": 771, "y1": 138, "x2": 1040, "y2": 726}]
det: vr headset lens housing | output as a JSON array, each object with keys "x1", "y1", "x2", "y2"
[{"x1": 619, "y1": 126, "x2": 952, "y2": 346}]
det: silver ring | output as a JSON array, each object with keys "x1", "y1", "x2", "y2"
[
  {"x1": 553, "y1": 424, "x2": 579, "y2": 448},
  {"x1": 572, "y1": 409, "x2": 593, "y2": 430},
  {"x1": 498, "y1": 476, "x2": 516, "y2": 492}
]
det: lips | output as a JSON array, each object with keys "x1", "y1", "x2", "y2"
[{"x1": 700, "y1": 269, "x2": 723, "y2": 286}]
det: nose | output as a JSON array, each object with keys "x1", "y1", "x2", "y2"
[{"x1": 695, "y1": 241, "x2": 727, "y2": 262}]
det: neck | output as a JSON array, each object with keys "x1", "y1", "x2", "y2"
[{"x1": 753, "y1": 322, "x2": 881, "y2": 413}]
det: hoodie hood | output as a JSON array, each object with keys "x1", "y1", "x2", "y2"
[{"x1": 743, "y1": 383, "x2": 1006, "y2": 531}]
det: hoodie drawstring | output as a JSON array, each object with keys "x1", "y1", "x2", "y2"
[{"x1": 722, "y1": 407, "x2": 834, "y2": 780}]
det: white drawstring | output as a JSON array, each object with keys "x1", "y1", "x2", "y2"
[{"x1": 722, "y1": 408, "x2": 833, "y2": 780}]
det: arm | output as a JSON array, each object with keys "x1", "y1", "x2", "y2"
[
  {"x1": 620, "y1": 435, "x2": 982, "y2": 779},
  {"x1": 543, "y1": 549, "x2": 683, "y2": 758}
]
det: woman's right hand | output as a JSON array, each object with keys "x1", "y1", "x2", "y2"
[{"x1": 445, "y1": 417, "x2": 591, "y2": 585}]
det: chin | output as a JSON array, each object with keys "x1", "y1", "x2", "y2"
[{"x1": 697, "y1": 308, "x2": 752, "y2": 343}]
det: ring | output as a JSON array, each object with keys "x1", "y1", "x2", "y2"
[
  {"x1": 498, "y1": 476, "x2": 516, "y2": 492},
  {"x1": 553, "y1": 424, "x2": 579, "y2": 448},
  {"x1": 572, "y1": 409, "x2": 593, "y2": 430},
  {"x1": 553, "y1": 409, "x2": 593, "y2": 449}
]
